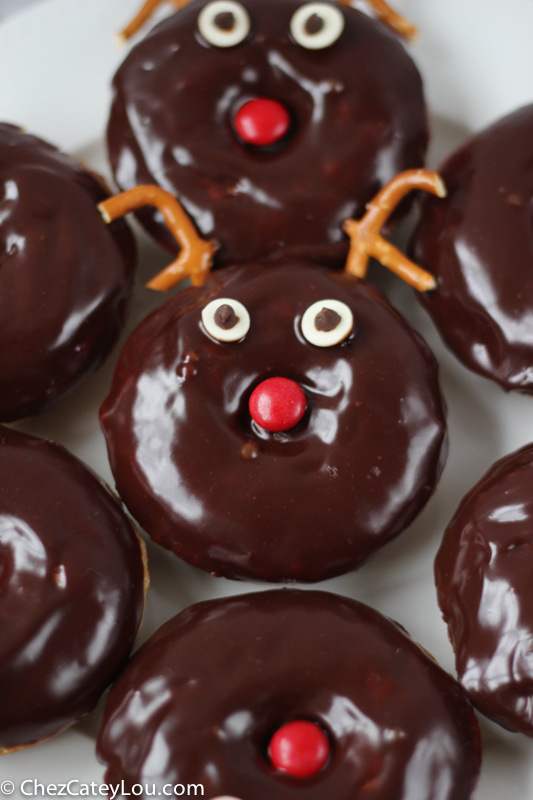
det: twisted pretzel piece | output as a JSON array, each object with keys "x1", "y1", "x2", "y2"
[
  {"x1": 343, "y1": 170, "x2": 446, "y2": 292},
  {"x1": 119, "y1": 0, "x2": 187, "y2": 42},
  {"x1": 120, "y1": 0, "x2": 416, "y2": 42},
  {"x1": 99, "y1": 186, "x2": 217, "y2": 291}
]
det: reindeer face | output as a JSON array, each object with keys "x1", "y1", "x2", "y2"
[
  {"x1": 108, "y1": 0, "x2": 427, "y2": 268},
  {"x1": 100, "y1": 260, "x2": 446, "y2": 583}
]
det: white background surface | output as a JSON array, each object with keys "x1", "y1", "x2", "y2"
[
  {"x1": 0, "y1": 1, "x2": 41, "y2": 20},
  {"x1": 1, "y1": 0, "x2": 533, "y2": 797}
]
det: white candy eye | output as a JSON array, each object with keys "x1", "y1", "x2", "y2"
[
  {"x1": 201, "y1": 298, "x2": 250, "y2": 342},
  {"x1": 198, "y1": 1, "x2": 251, "y2": 48},
  {"x1": 290, "y1": 2, "x2": 345, "y2": 50},
  {"x1": 301, "y1": 299, "x2": 353, "y2": 346}
]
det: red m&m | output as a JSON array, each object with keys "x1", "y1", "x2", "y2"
[
  {"x1": 249, "y1": 377, "x2": 306, "y2": 432},
  {"x1": 234, "y1": 98, "x2": 291, "y2": 146},
  {"x1": 269, "y1": 720, "x2": 330, "y2": 777}
]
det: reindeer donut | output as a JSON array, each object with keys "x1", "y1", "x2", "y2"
[
  {"x1": 108, "y1": 0, "x2": 427, "y2": 268},
  {"x1": 98, "y1": 170, "x2": 447, "y2": 583}
]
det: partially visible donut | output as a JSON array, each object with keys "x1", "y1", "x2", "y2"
[
  {"x1": 0, "y1": 426, "x2": 147, "y2": 754},
  {"x1": 97, "y1": 589, "x2": 481, "y2": 799},
  {"x1": 107, "y1": 0, "x2": 428, "y2": 268},
  {"x1": 0, "y1": 124, "x2": 136, "y2": 421},
  {"x1": 411, "y1": 104, "x2": 533, "y2": 392},
  {"x1": 435, "y1": 443, "x2": 533, "y2": 736},
  {"x1": 100, "y1": 260, "x2": 447, "y2": 583}
]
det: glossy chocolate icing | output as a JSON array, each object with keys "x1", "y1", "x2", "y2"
[
  {"x1": 97, "y1": 589, "x2": 481, "y2": 799},
  {"x1": 100, "y1": 261, "x2": 447, "y2": 583},
  {"x1": 435, "y1": 443, "x2": 533, "y2": 736},
  {"x1": 107, "y1": 0, "x2": 428, "y2": 268},
  {"x1": 0, "y1": 124, "x2": 136, "y2": 422},
  {"x1": 411, "y1": 104, "x2": 533, "y2": 392},
  {"x1": 0, "y1": 425, "x2": 146, "y2": 752}
]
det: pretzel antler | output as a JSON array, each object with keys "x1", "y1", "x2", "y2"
[
  {"x1": 99, "y1": 186, "x2": 217, "y2": 291},
  {"x1": 338, "y1": 0, "x2": 417, "y2": 41},
  {"x1": 342, "y1": 170, "x2": 446, "y2": 292},
  {"x1": 119, "y1": 0, "x2": 188, "y2": 43}
]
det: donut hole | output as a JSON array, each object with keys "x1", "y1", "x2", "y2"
[
  {"x1": 253, "y1": 715, "x2": 333, "y2": 777},
  {"x1": 231, "y1": 96, "x2": 298, "y2": 154},
  {"x1": 231, "y1": 371, "x2": 312, "y2": 446},
  {"x1": 268, "y1": 720, "x2": 331, "y2": 776}
]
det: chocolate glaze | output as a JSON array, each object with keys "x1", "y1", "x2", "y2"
[
  {"x1": 411, "y1": 104, "x2": 533, "y2": 392},
  {"x1": 435, "y1": 443, "x2": 533, "y2": 736},
  {"x1": 100, "y1": 261, "x2": 447, "y2": 583},
  {"x1": 0, "y1": 124, "x2": 136, "y2": 421},
  {"x1": 0, "y1": 425, "x2": 145, "y2": 752},
  {"x1": 97, "y1": 589, "x2": 481, "y2": 798},
  {"x1": 107, "y1": 0, "x2": 428, "y2": 268}
]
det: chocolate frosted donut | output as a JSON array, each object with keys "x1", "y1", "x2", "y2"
[
  {"x1": 100, "y1": 260, "x2": 447, "y2": 583},
  {"x1": 107, "y1": 0, "x2": 428, "y2": 268},
  {"x1": 97, "y1": 589, "x2": 481, "y2": 799},
  {"x1": 0, "y1": 124, "x2": 136, "y2": 421},
  {"x1": 411, "y1": 104, "x2": 533, "y2": 392},
  {"x1": 435, "y1": 444, "x2": 533, "y2": 736},
  {"x1": 0, "y1": 425, "x2": 147, "y2": 754}
]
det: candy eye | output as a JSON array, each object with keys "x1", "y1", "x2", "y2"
[
  {"x1": 290, "y1": 2, "x2": 345, "y2": 50},
  {"x1": 301, "y1": 299, "x2": 353, "y2": 346},
  {"x1": 201, "y1": 298, "x2": 250, "y2": 342},
  {"x1": 198, "y1": 1, "x2": 251, "y2": 48}
]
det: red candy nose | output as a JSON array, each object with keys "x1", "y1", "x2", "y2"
[
  {"x1": 269, "y1": 721, "x2": 330, "y2": 777},
  {"x1": 234, "y1": 98, "x2": 291, "y2": 146},
  {"x1": 249, "y1": 377, "x2": 306, "y2": 432}
]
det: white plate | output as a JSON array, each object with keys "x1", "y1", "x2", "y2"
[{"x1": 1, "y1": 1, "x2": 533, "y2": 797}]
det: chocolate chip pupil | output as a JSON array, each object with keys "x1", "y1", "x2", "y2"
[
  {"x1": 305, "y1": 13, "x2": 325, "y2": 35},
  {"x1": 214, "y1": 11, "x2": 236, "y2": 31},
  {"x1": 315, "y1": 307, "x2": 341, "y2": 332},
  {"x1": 215, "y1": 303, "x2": 239, "y2": 330}
]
